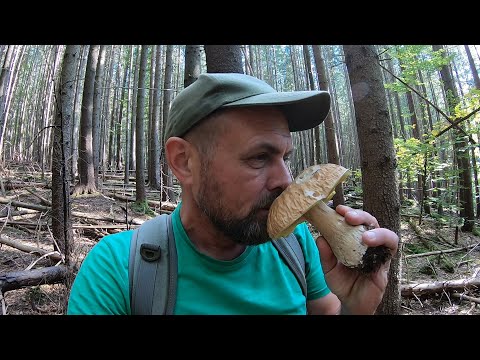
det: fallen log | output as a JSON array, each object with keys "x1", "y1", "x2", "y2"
[
  {"x1": 451, "y1": 293, "x2": 480, "y2": 304},
  {"x1": 25, "y1": 188, "x2": 52, "y2": 206},
  {"x1": 405, "y1": 243, "x2": 479, "y2": 259},
  {"x1": 0, "y1": 235, "x2": 62, "y2": 262},
  {"x1": 0, "y1": 197, "x2": 144, "y2": 225},
  {"x1": 0, "y1": 265, "x2": 67, "y2": 293},
  {"x1": 0, "y1": 208, "x2": 39, "y2": 218},
  {"x1": 71, "y1": 210, "x2": 144, "y2": 225},
  {"x1": 0, "y1": 197, "x2": 49, "y2": 212},
  {"x1": 104, "y1": 191, "x2": 176, "y2": 212},
  {"x1": 401, "y1": 277, "x2": 480, "y2": 297},
  {"x1": 3, "y1": 181, "x2": 49, "y2": 190}
]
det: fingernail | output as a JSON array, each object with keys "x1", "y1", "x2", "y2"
[
  {"x1": 364, "y1": 230, "x2": 376, "y2": 241},
  {"x1": 348, "y1": 210, "x2": 358, "y2": 216}
]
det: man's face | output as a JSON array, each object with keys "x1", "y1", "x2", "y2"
[{"x1": 192, "y1": 107, "x2": 293, "y2": 245}]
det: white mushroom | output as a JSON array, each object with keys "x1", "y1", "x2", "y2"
[{"x1": 267, "y1": 163, "x2": 390, "y2": 273}]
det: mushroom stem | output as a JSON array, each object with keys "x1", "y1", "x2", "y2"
[{"x1": 303, "y1": 200, "x2": 367, "y2": 268}]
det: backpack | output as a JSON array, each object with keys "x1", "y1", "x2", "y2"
[{"x1": 129, "y1": 213, "x2": 307, "y2": 315}]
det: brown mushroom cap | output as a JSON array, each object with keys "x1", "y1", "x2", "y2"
[{"x1": 267, "y1": 163, "x2": 350, "y2": 239}]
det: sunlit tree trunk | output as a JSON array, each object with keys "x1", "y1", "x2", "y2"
[
  {"x1": 74, "y1": 45, "x2": 100, "y2": 195},
  {"x1": 52, "y1": 45, "x2": 79, "y2": 263},
  {"x1": 344, "y1": 45, "x2": 401, "y2": 315}
]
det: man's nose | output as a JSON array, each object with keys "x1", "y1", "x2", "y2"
[{"x1": 267, "y1": 160, "x2": 293, "y2": 192}]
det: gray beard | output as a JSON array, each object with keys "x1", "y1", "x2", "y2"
[{"x1": 195, "y1": 166, "x2": 281, "y2": 245}]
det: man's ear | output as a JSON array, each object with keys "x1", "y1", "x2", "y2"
[{"x1": 165, "y1": 137, "x2": 196, "y2": 185}]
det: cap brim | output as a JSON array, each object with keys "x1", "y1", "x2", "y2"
[{"x1": 222, "y1": 91, "x2": 331, "y2": 132}]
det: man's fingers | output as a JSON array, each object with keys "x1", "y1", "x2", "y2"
[
  {"x1": 315, "y1": 236, "x2": 337, "y2": 273},
  {"x1": 362, "y1": 228, "x2": 399, "y2": 255},
  {"x1": 336, "y1": 205, "x2": 379, "y2": 228}
]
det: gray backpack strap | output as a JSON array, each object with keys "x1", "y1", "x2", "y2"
[
  {"x1": 272, "y1": 233, "x2": 307, "y2": 297},
  {"x1": 129, "y1": 214, "x2": 177, "y2": 315}
]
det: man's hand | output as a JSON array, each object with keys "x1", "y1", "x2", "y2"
[{"x1": 315, "y1": 205, "x2": 399, "y2": 314}]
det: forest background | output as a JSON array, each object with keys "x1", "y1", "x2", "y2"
[{"x1": 0, "y1": 44, "x2": 479, "y2": 315}]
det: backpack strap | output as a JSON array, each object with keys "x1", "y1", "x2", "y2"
[
  {"x1": 271, "y1": 233, "x2": 307, "y2": 297},
  {"x1": 129, "y1": 214, "x2": 177, "y2": 315}
]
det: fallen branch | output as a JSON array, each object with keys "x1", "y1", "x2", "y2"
[
  {"x1": 0, "y1": 235, "x2": 62, "y2": 262},
  {"x1": 0, "y1": 197, "x2": 50, "y2": 212},
  {"x1": 405, "y1": 243, "x2": 479, "y2": 258},
  {"x1": 3, "y1": 181, "x2": 49, "y2": 190},
  {"x1": 0, "y1": 209, "x2": 39, "y2": 219},
  {"x1": 0, "y1": 265, "x2": 67, "y2": 293},
  {"x1": 401, "y1": 277, "x2": 480, "y2": 297},
  {"x1": 104, "y1": 191, "x2": 176, "y2": 212},
  {"x1": 71, "y1": 210, "x2": 144, "y2": 225},
  {"x1": 451, "y1": 293, "x2": 480, "y2": 304},
  {"x1": 25, "y1": 188, "x2": 52, "y2": 206},
  {"x1": 72, "y1": 223, "x2": 139, "y2": 229}
]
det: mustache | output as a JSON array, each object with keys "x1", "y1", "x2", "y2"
[{"x1": 253, "y1": 190, "x2": 283, "y2": 211}]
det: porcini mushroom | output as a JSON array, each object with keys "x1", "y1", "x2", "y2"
[{"x1": 267, "y1": 163, "x2": 390, "y2": 273}]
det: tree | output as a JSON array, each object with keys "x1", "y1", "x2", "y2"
[
  {"x1": 161, "y1": 45, "x2": 174, "y2": 202},
  {"x1": 0, "y1": 45, "x2": 15, "y2": 158},
  {"x1": 343, "y1": 45, "x2": 401, "y2": 315},
  {"x1": 433, "y1": 45, "x2": 475, "y2": 232},
  {"x1": 92, "y1": 45, "x2": 107, "y2": 187},
  {"x1": 135, "y1": 45, "x2": 148, "y2": 205},
  {"x1": 184, "y1": 45, "x2": 202, "y2": 87},
  {"x1": 204, "y1": 45, "x2": 243, "y2": 73},
  {"x1": 51, "y1": 45, "x2": 80, "y2": 265},
  {"x1": 74, "y1": 45, "x2": 100, "y2": 195},
  {"x1": 149, "y1": 45, "x2": 162, "y2": 189},
  {"x1": 312, "y1": 45, "x2": 345, "y2": 207}
]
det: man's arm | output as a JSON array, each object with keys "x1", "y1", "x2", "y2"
[{"x1": 306, "y1": 292, "x2": 341, "y2": 315}]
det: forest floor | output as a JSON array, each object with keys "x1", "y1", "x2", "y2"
[{"x1": 1, "y1": 166, "x2": 479, "y2": 316}]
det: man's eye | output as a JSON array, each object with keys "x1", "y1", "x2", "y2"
[
  {"x1": 248, "y1": 153, "x2": 269, "y2": 168},
  {"x1": 255, "y1": 153, "x2": 269, "y2": 161}
]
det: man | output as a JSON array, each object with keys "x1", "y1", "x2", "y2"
[{"x1": 67, "y1": 73, "x2": 399, "y2": 315}]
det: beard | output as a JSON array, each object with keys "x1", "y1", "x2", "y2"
[{"x1": 195, "y1": 162, "x2": 282, "y2": 246}]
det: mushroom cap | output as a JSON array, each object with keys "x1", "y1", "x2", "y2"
[{"x1": 267, "y1": 163, "x2": 350, "y2": 239}]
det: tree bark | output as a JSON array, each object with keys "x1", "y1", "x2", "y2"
[
  {"x1": 184, "y1": 45, "x2": 202, "y2": 87},
  {"x1": 343, "y1": 45, "x2": 402, "y2": 314},
  {"x1": 0, "y1": 266, "x2": 68, "y2": 293},
  {"x1": 51, "y1": 45, "x2": 79, "y2": 264},
  {"x1": 74, "y1": 45, "x2": 100, "y2": 195},
  {"x1": 135, "y1": 45, "x2": 148, "y2": 204},
  {"x1": 92, "y1": 45, "x2": 107, "y2": 187},
  {"x1": 312, "y1": 45, "x2": 344, "y2": 207},
  {"x1": 204, "y1": 45, "x2": 243, "y2": 74},
  {"x1": 433, "y1": 45, "x2": 475, "y2": 232}
]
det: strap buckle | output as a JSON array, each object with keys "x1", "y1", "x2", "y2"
[{"x1": 140, "y1": 243, "x2": 161, "y2": 262}]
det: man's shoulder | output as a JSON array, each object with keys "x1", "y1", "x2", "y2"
[{"x1": 90, "y1": 229, "x2": 135, "y2": 258}]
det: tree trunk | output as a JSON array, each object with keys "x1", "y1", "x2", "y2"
[
  {"x1": 184, "y1": 45, "x2": 202, "y2": 87},
  {"x1": 92, "y1": 45, "x2": 107, "y2": 187},
  {"x1": 135, "y1": 45, "x2": 148, "y2": 204},
  {"x1": 51, "y1": 45, "x2": 79, "y2": 267},
  {"x1": 74, "y1": 45, "x2": 100, "y2": 195},
  {"x1": 204, "y1": 45, "x2": 243, "y2": 74},
  {"x1": 464, "y1": 45, "x2": 480, "y2": 89},
  {"x1": 161, "y1": 45, "x2": 174, "y2": 202},
  {"x1": 130, "y1": 46, "x2": 140, "y2": 172},
  {"x1": 343, "y1": 45, "x2": 402, "y2": 315},
  {"x1": 124, "y1": 46, "x2": 134, "y2": 185},
  {"x1": 433, "y1": 45, "x2": 475, "y2": 232},
  {"x1": 149, "y1": 45, "x2": 163, "y2": 189},
  {"x1": 312, "y1": 45, "x2": 344, "y2": 207},
  {"x1": 0, "y1": 45, "x2": 15, "y2": 156}
]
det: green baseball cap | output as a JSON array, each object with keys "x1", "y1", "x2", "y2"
[{"x1": 164, "y1": 72, "x2": 331, "y2": 141}]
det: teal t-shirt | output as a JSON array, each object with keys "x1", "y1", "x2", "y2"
[{"x1": 67, "y1": 204, "x2": 330, "y2": 315}]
